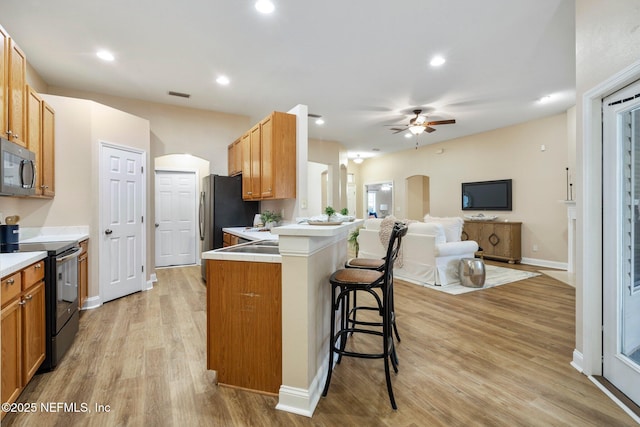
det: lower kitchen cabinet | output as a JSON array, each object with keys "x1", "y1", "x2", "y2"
[
  {"x1": 1, "y1": 260, "x2": 46, "y2": 419},
  {"x1": 207, "y1": 259, "x2": 282, "y2": 394},
  {"x1": 78, "y1": 239, "x2": 89, "y2": 310}
]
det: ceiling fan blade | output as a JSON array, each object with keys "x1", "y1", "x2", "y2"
[
  {"x1": 391, "y1": 128, "x2": 408, "y2": 134},
  {"x1": 425, "y1": 126, "x2": 437, "y2": 133},
  {"x1": 384, "y1": 124, "x2": 408, "y2": 127},
  {"x1": 426, "y1": 119, "x2": 456, "y2": 126}
]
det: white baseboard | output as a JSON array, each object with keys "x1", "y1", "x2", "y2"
[
  {"x1": 276, "y1": 354, "x2": 329, "y2": 417},
  {"x1": 571, "y1": 349, "x2": 584, "y2": 373},
  {"x1": 144, "y1": 273, "x2": 157, "y2": 291},
  {"x1": 521, "y1": 257, "x2": 568, "y2": 270},
  {"x1": 81, "y1": 295, "x2": 102, "y2": 310}
]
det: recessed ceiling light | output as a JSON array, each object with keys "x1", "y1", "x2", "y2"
[
  {"x1": 96, "y1": 50, "x2": 114, "y2": 61},
  {"x1": 315, "y1": 118, "x2": 325, "y2": 125},
  {"x1": 216, "y1": 75, "x2": 230, "y2": 86},
  {"x1": 255, "y1": 0, "x2": 275, "y2": 14},
  {"x1": 430, "y1": 55, "x2": 445, "y2": 67},
  {"x1": 538, "y1": 94, "x2": 553, "y2": 103}
]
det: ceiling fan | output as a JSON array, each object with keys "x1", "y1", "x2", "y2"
[{"x1": 387, "y1": 109, "x2": 456, "y2": 135}]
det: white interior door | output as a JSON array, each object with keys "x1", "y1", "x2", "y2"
[
  {"x1": 101, "y1": 144, "x2": 145, "y2": 303},
  {"x1": 603, "y1": 81, "x2": 640, "y2": 406},
  {"x1": 155, "y1": 170, "x2": 196, "y2": 267}
]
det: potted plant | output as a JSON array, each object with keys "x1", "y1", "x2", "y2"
[
  {"x1": 324, "y1": 206, "x2": 336, "y2": 222},
  {"x1": 340, "y1": 208, "x2": 349, "y2": 215},
  {"x1": 348, "y1": 227, "x2": 362, "y2": 256},
  {"x1": 260, "y1": 210, "x2": 282, "y2": 230}
]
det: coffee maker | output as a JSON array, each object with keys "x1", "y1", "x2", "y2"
[{"x1": 0, "y1": 224, "x2": 19, "y2": 252}]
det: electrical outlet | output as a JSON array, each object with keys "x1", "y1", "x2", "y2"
[{"x1": 532, "y1": 244, "x2": 538, "y2": 252}]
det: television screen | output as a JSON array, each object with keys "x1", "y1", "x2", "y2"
[{"x1": 462, "y1": 179, "x2": 512, "y2": 211}]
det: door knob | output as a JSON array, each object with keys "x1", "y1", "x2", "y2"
[
  {"x1": 155, "y1": 223, "x2": 159, "y2": 228},
  {"x1": 105, "y1": 229, "x2": 113, "y2": 235}
]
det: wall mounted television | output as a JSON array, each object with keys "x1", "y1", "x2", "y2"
[{"x1": 461, "y1": 179, "x2": 512, "y2": 211}]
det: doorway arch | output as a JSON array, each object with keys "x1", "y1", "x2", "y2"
[{"x1": 406, "y1": 175, "x2": 430, "y2": 220}]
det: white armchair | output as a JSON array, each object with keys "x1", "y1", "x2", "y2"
[{"x1": 357, "y1": 218, "x2": 479, "y2": 286}]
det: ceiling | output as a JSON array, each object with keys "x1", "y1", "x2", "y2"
[{"x1": 0, "y1": 0, "x2": 575, "y2": 158}]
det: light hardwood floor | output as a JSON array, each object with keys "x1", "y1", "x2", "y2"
[{"x1": 3, "y1": 262, "x2": 637, "y2": 426}]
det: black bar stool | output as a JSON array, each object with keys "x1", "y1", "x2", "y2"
[
  {"x1": 322, "y1": 222, "x2": 408, "y2": 409},
  {"x1": 344, "y1": 226, "x2": 401, "y2": 344}
]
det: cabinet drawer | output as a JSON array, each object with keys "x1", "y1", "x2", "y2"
[
  {"x1": 22, "y1": 261, "x2": 45, "y2": 290},
  {"x1": 1, "y1": 272, "x2": 22, "y2": 306}
]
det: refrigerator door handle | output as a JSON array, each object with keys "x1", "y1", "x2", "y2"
[{"x1": 198, "y1": 191, "x2": 205, "y2": 241}]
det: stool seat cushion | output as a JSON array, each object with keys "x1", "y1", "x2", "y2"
[
  {"x1": 345, "y1": 258, "x2": 385, "y2": 269},
  {"x1": 331, "y1": 268, "x2": 383, "y2": 285}
]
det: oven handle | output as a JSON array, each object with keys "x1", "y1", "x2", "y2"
[{"x1": 56, "y1": 246, "x2": 83, "y2": 263}]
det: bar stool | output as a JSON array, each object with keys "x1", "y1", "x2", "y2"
[
  {"x1": 322, "y1": 222, "x2": 408, "y2": 409},
  {"x1": 344, "y1": 229, "x2": 401, "y2": 344}
]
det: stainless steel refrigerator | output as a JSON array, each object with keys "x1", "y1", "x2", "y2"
[{"x1": 200, "y1": 174, "x2": 260, "y2": 281}]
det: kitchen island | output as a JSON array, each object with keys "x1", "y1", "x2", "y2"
[{"x1": 202, "y1": 220, "x2": 362, "y2": 416}]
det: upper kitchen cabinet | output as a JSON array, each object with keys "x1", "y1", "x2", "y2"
[
  {"x1": 241, "y1": 111, "x2": 296, "y2": 201},
  {"x1": 40, "y1": 101, "x2": 55, "y2": 197},
  {"x1": 227, "y1": 138, "x2": 242, "y2": 177},
  {"x1": 26, "y1": 86, "x2": 55, "y2": 198},
  {"x1": 1, "y1": 25, "x2": 27, "y2": 148}
]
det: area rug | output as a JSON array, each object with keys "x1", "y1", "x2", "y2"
[{"x1": 406, "y1": 265, "x2": 540, "y2": 295}]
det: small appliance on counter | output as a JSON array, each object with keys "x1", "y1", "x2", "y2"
[{"x1": 0, "y1": 218, "x2": 20, "y2": 253}]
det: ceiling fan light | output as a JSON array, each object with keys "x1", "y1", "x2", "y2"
[
  {"x1": 409, "y1": 125, "x2": 425, "y2": 135},
  {"x1": 255, "y1": 0, "x2": 275, "y2": 14},
  {"x1": 353, "y1": 157, "x2": 363, "y2": 164}
]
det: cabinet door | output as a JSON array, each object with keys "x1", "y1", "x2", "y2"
[
  {"x1": 249, "y1": 124, "x2": 261, "y2": 199},
  {"x1": 227, "y1": 143, "x2": 234, "y2": 176},
  {"x1": 260, "y1": 114, "x2": 274, "y2": 198},
  {"x1": 78, "y1": 240, "x2": 88, "y2": 310},
  {"x1": 241, "y1": 132, "x2": 252, "y2": 199},
  {"x1": 233, "y1": 140, "x2": 242, "y2": 176},
  {"x1": 26, "y1": 86, "x2": 42, "y2": 195},
  {"x1": 7, "y1": 38, "x2": 26, "y2": 147},
  {"x1": 0, "y1": 26, "x2": 8, "y2": 140},
  {"x1": 21, "y1": 281, "x2": 45, "y2": 384},
  {"x1": 208, "y1": 260, "x2": 282, "y2": 394},
  {"x1": 1, "y1": 298, "x2": 22, "y2": 407},
  {"x1": 41, "y1": 102, "x2": 55, "y2": 197}
]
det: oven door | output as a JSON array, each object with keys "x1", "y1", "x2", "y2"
[{"x1": 55, "y1": 246, "x2": 81, "y2": 333}]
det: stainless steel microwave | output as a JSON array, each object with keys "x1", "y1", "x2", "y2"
[{"x1": 0, "y1": 137, "x2": 36, "y2": 196}]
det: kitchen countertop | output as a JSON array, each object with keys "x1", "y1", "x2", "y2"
[
  {"x1": 1, "y1": 252, "x2": 48, "y2": 278},
  {"x1": 222, "y1": 227, "x2": 278, "y2": 241},
  {"x1": 202, "y1": 240, "x2": 281, "y2": 263}
]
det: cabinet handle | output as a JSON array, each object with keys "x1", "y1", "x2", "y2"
[
  {"x1": 18, "y1": 300, "x2": 27, "y2": 306},
  {"x1": 25, "y1": 294, "x2": 33, "y2": 301},
  {"x1": 41, "y1": 185, "x2": 49, "y2": 189},
  {"x1": 35, "y1": 263, "x2": 42, "y2": 269},
  {"x1": 6, "y1": 278, "x2": 15, "y2": 285},
  {"x1": 247, "y1": 191, "x2": 252, "y2": 195},
  {"x1": 6, "y1": 130, "x2": 12, "y2": 136}
]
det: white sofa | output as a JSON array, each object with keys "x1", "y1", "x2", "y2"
[{"x1": 356, "y1": 217, "x2": 479, "y2": 286}]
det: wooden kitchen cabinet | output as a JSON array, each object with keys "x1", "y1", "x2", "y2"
[
  {"x1": 0, "y1": 25, "x2": 27, "y2": 147},
  {"x1": 1, "y1": 260, "x2": 46, "y2": 418},
  {"x1": 462, "y1": 221, "x2": 522, "y2": 263},
  {"x1": 40, "y1": 101, "x2": 55, "y2": 197},
  {"x1": 241, "y1": 111, "x2": 296, "y2": 200},
  {"x1": 227, "y1": 138, "x2": 242, "y2": 177},
  {"x1": 222, "y1": 232, "x2": 239, "y2": 247},
  {"x1": 78, "y1": 239, "x2": 89, "y2": 310},
  {"x1": 26, "y1": 86, "x2": 55, "y2": 198},
  {"x1": 207, "y1": 259, "x2": 282, "y2": 394}
]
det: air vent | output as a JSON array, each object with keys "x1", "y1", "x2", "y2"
[{"x1": 168, "y1": 91, "x2": 191, "y2": 99}]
